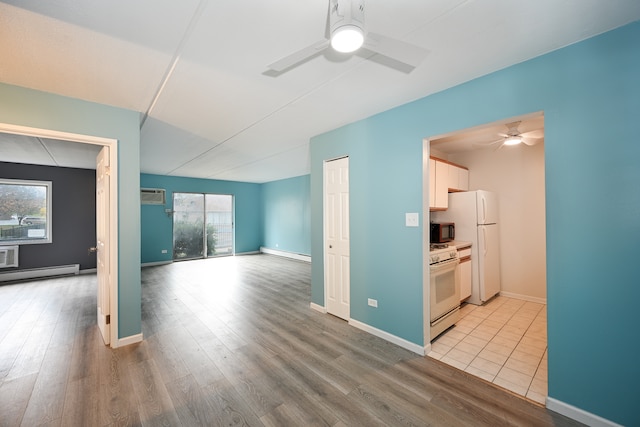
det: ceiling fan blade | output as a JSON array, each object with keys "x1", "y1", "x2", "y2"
[
  {"x1": 267, "y1": 39, "x2": 330, "y2": 72},
  {"x1": 521, "y1": 129, "x2": 544, "y2": 139},
  {"x1": 363, "y1": 32, "x2": 428, "y2": 70},
  {"x1": 522, "y1": 137, "x2": 543, "y2": 146},
  {"x1": 473, "y1": 138, "x2": 503, "y2": 147}
]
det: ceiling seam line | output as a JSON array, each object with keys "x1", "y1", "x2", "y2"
[
  {"x1": 204, "y1": 142, "x2": 310, "y2": 179},
  {"x1": 165, "y1": 57, "x2": 371, "y2": 175},
  {"x1": 140, "y1": 0, "x2": 209, "y2": 129},
  {"x1": 37, "y1": 137, "x2": 60, "y2": 167}
]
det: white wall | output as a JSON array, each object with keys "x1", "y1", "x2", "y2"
[{"x1": 450, "y1": 142, "x2": 546, "y2": 301}]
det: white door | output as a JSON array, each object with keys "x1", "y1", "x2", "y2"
[
  {"x1": 96, "y1": 146, "x2": 110, "y2": 345},
  {"x1": 324, "y1": 157, "x2": 350, "y2": 320},
  {"x1": 478, "y1": 224, "x2": 501, "y2": 302}
]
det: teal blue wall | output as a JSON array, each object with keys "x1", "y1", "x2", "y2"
[
  {"x1": 261, "y1": 175, "x2": 311, "y2": 256},
  {"x1": 310, "y1": 22, "x2": 640, "y2": 426},
  {"x1": 0, "y1": 83, "x2": 142, "y2": 340},
  {"x1": 140, "y1": 174, "x2": 262, "y2": 263}
]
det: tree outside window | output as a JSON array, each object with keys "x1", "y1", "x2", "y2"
[{"x1": 0, "y1": 179, "x2": 52, "y2": 244}]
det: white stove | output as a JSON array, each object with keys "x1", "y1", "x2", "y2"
[
  {"x1": 429, "y1": 246, "x2": 458, "y2": 265},
  {"x1": 429, "y1": 244, "x2": 460, "y2": 340}
]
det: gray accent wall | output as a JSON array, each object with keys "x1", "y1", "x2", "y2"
[{"x1": 0, "y1": 161, "x2": 97, "y2": 271}]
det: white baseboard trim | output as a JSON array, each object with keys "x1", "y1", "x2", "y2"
[
  {"x1": 546, "y1": 397, "x2": 622, "y2": 427},
  {"x1": 309, "y1": 302, "x2": 327, "y2": 313},
  {"x1": 499, "y1": 291, "x2": 546, "y2": 305},
  {"x1": 235, "y1": 251, "x2": 261, "y2": 256},
  {"x1": 423, "y1": 343, "x2": 432, "y2": 355},
  {"x1": 114, "y1": 333, "x2": 143, "y2": 348},
  {"x1": 348, "y1": 318, "x2": 425, "y2": 355},
  {"x1": 0, "y1": 264, "x2": 80, "y2": 282},
  {"x1": 260, "y1": 247, "x2": 311, "y2": 263},
  {"x1": 141, "y1": 260, "x2": 173, "y2": 268}
]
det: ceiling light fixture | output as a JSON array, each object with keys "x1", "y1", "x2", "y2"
[
  {"x1": 329, "y1": 0, "x2": 365, "y2": 53},
  {"x1": 504, "y1": 136, "x2": 522, "y2": 146},
  {"x1": 331, "y1": 24, "x2": 364, "y2": 53}
]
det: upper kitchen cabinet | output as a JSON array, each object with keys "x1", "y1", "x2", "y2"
[
  {"x1": 448, "y1": 163, "x2": 469, "y2": 192},
  {"x1": 429, "y1": 158, "x2": 436, "y2": 208},
  {"x1": 429, "y1": 157, "x2": 469, "y2": 211},
  {"x1": 430, "y1": 158, "x2": 449, "y2": 210}
]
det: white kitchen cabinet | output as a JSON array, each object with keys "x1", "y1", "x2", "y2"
[
  {"x1": 458, "y1": 249, "x2": 472, "y2": 301},
  {"x1": 429, "y1": 158, "x2": 436, "y2": 208},
  {"x1": 432, "y1": 159, "x2": 449, "y2": 210},
  {"x1": 430, "y1": 157, "x2": 469, "y2": 210},
  {"x1": 457, "y1": 167, "x2": 469, "y2": 191},
  {"x1": 448, "y1": 164, "x2": 469, "y2": 192}
]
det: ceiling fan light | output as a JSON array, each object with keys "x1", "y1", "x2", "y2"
[
  {"x1": 331, "y1": 25, "x2": 364, "y2": 53},
  {"x1": 504, "y1": 136, "x2": 522, "y2": 146}
]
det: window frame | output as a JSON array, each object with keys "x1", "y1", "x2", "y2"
[{"x1": 0, "y1": 178, "x2": 53, "y2": 245}]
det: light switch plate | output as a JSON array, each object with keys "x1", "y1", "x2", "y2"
[{"x1": 406, "y1": 212, "x2": 419, "y2": 227}]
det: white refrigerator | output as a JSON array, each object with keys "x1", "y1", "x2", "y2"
[{"x1": 435, "y1": 190, "x2": 501, "y2": 305}]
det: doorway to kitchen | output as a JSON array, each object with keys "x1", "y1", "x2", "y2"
[
  {"x1": 172, "y1": 192, "x2": 233, "y2": 260},
  {"x1": 425, "y1": 111, "x2": 547, "y2": 403}
]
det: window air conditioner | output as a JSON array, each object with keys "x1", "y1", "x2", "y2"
[
  {"x1": 0, "y1": 246, "x2": 19, "y2": 268},
  {"x1": 140, "y1": 188, "x2": 166, "y2": 205}
]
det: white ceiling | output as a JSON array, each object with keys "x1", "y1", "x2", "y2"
[{"x1": 1, "y1": 1, "x2": 639, "y2": 182}]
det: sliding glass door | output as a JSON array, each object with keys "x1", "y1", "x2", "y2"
[
  {"x1": 205, "y1": 194, "x2": 233, "y2": 255},
  {"x1": 173, "y1": 192, "x2": 233, "y2": 260}
]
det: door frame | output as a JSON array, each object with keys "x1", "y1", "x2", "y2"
[{"x1": 0, "y1": 122, "x2": 119, "y2": 346}]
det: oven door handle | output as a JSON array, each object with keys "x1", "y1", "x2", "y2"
[{"x1": 430, "y1": 258, "x2": 459, "y2": 273}]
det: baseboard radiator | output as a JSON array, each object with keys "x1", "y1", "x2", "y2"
[{"x1": 0, "y1": 264, "x2": 80, "y2": 283}]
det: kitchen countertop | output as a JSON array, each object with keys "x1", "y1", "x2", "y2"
[{"x1": 449, "y1": 240, "x2": 472, "y2": 250}]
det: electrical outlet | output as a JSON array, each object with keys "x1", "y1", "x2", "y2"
[
  {"x1": 161, "y1": 249, "x2": 168, "y2": 254},
  {"x1": 368, "y1": 298, "x2": 378, "y2": 308}
]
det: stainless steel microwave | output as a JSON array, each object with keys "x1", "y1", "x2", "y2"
[{"x1": 430, "y1": 222, "x2": 455, "y2": 243}]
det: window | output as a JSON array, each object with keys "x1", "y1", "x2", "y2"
[
  {"x1": 172, "y1": 192, "x2": 233, "y2": 260},
  {"x1": 0, "y1": 178, "x2": 52, "y2": 244}
]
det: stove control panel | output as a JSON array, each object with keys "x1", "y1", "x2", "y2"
[{"x1": 429, "y1": 249, "x2": 458, "y2": 265}]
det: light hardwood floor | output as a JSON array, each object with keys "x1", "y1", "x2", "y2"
[{"x1": 0, "y1": 254, "x2": 582, "y2": 426}]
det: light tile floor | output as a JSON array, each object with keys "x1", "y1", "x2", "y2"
[{"x1": 428, "y1": 296, "x2": 548, "y2": 404}]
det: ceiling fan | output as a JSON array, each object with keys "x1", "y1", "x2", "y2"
[
  {"x1": 267, "y1": 0, "x2": 428, "y2": 73},
  {"x1": 475, "y1": 121, "x2": 544, "y2": 150}
]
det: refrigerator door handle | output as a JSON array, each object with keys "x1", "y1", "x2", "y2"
[
  {"x1": 481, "y1": 196, "x2": 486, "y2": 224},
  {"x1": 482, "y1": 227, "x2": 487, "y2": 256}
]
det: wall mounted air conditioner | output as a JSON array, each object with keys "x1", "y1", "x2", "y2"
[
  {"x1": 0, "y1": 245, "x2": 19, "y2": 268},
  {"x1": 141, "y1": 188, "x2": 166, "y2": 205}
]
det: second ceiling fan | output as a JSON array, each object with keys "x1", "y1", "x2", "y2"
[
  {"x1": 475, "y1": 121, "x2": 544, "y2": 150},
  {"x1": 267, "y1": 0, "x2": 428, "y2": 73}
]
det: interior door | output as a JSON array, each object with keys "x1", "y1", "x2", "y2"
[
  {"x1": 96, "y1": 146, "x2": 110, "y2": 345},
  {"x1": 324, "y1": 157, "x2": 350, "y2": 320}
]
